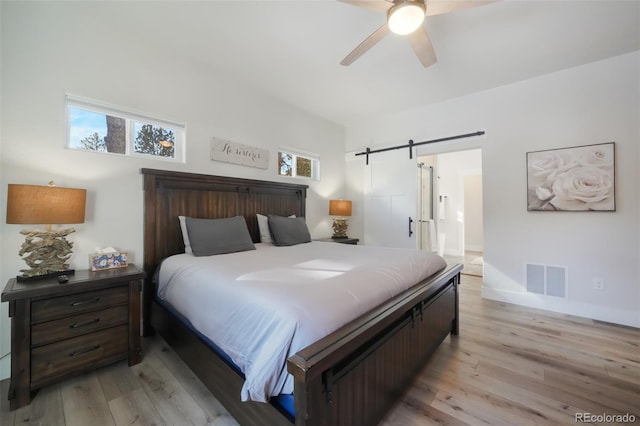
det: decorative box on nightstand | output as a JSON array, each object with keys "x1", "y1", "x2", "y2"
[
  {"x1": 1, "y1": 265, "x2": 145, "y2": 410},
  {"x1": 314, "y1": 237, "x2": 360, "y2": 245}
]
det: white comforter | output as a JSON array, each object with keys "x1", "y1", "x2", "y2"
[{"x1": 157, "y1": 241, "x2": 446, "y2": 402}]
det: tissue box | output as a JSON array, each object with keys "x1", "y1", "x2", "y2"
[{"x1": 89, "y1": 252, "x2": 128, "y2": 271}]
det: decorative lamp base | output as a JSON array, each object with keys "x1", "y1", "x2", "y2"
[
  {"x1": 331, "y1": 218, "x2": 349, "y2": 239},
  {"x1": 17, "y1": 227, "x2": 76, "y2": 279}
]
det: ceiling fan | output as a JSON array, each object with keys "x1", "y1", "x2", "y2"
[{"x1": 339, "y1": 0, "x2": 493, "y2": 68}]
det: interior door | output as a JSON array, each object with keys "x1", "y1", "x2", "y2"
[{"x1": 363, "y1": 149, "x2": 418, "y2": 248}]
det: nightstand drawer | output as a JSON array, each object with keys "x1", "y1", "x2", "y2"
[
  {"x1": 31, "y1": 286, "x2": 128, "y2": 324},
  {"x1": 31, "y1": 324, "x2": 128, "y2": 389},
  {"x1": 31, "y1": 305, "x2": 129, "y2": 347}
]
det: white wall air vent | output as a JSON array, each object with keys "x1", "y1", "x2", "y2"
[{"x1": 526, "y1": 264, "x2": 567, "y2": 298}]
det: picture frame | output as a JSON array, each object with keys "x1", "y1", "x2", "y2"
[
  {"x1": 89, "y1": 252, "x2": 129, "y2": 271},
  {"x1": 526, "y1": 142, "x2": 615, "y2": 212}
]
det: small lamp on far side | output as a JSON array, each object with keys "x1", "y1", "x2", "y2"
[
  {"x1": 6, "y1": 182, "x2": 87, "y2": 280},
  {"x1": 329, "y1": 199, "x2": 352, "y2": 239}
]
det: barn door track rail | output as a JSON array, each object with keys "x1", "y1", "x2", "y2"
[{"x1": 355, "y1": 131, "x2": 485, "y2": 165}]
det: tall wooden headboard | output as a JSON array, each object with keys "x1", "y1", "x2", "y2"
[{"x1": 141, "y1": 168, "x2": 308, "y2": 331}]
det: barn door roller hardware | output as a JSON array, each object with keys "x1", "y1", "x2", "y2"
[{"x1": 355, "y1": 131, "x2": 485, "y2": 165}]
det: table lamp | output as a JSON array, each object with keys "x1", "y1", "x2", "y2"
[
  {"x1": 6, "y1": 182, "x2": 87, "y2": 280},
  {"x1": 329, "y1": 199, "x2": 352, "y2": 239}
]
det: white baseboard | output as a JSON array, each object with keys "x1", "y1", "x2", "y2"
[{"x1": 481, "y1": 286, "x2": 640, "y2": 328}]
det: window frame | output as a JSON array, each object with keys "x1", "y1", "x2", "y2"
[
  {"x1": 65, "y1": 95, "x2": 185, "y2": 163},
  {"x1": 277, "y1": 148, "x2": 320, "y2": 181}
]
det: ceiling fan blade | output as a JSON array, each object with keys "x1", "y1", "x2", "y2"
[
  {"x1": 407, "y1": 27, "x2": 437, "y2": 68},
  {"x1": 341, "y1": 23, "x2": 391, "y2": 66},
  {"x1": 337, "y1": 0, "x2": 391, "y2": 13},
  {"x1": 425, "y1": 0, "x2": 496, "y2": 17}
]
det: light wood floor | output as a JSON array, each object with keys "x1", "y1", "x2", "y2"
[
  {"x1": 2, "y1": 275, "x2": 638, "y2": 425},
  {"x1": 444, "y1": 251, "x2": 483, "y2": 277}
]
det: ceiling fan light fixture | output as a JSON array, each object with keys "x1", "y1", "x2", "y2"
[{"x1": 387, "y1": 0, "x2": 426, "y2": 35}]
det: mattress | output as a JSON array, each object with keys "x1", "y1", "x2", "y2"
[{"x1": 156, "y1": 241, "x2": 446, "y2": 403}]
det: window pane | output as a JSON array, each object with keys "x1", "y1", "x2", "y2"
[
  {"x1": 134, "y1": 122, "x2": 175, "y2": 158},
  {"x1": 279, "y1": 152, "x2": 293, "y2": 176},
  {"x1": 296, "y1": 156, "x2": 312, "y2": 178},
  {"x1": 68, "y1": 107, "x2": 126, "y2": 154},
  {"x1": 68, "y1": 107, "x2": 108, "y2": 152}
]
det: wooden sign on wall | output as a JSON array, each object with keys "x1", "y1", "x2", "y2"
[{"x1": 210, "y1": 137, "x2": 269, "y2": 169}]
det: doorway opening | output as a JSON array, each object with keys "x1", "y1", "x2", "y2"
[{"x1": 418, "y1": 149, "x2": 483, "y2": 277}]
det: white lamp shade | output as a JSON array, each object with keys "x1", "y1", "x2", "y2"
[{"x1": 388, "y1": 1, "x2": 426, "y2": 35}]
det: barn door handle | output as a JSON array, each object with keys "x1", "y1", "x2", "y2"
[{"x1": 409, "y1": 217, "x2": 414, "y2": 237}]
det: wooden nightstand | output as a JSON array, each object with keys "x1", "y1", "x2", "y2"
[
  {"x1": 1, "y1": 265, "x2": 145, "y2": 410},
  {"x1": 314, "y1": 237, "x2": 360, "y2": 245}
]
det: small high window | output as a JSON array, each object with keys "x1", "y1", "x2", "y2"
[
  {"x1": 66, "y1": 95, "x2": 184, "y2": 162},
  {"x1": 278, "y1": 149, "x2": 319, "y2": 180}
]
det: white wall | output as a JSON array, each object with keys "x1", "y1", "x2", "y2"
[
  {"x1": 0, "y1": 2, "x2": 346, "y2": 380},
  {"x1": 345, "y1": 51, "x2": 640, "y2": 328}
]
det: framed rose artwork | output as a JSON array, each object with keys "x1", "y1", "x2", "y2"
[{"x1": 526, "y1": 142, "x2": 615, "y2": 211}]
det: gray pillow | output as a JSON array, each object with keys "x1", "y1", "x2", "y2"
[
  {"x1": 185, "y1": 216, "x2": 255, "y2": 256},
  {"x1": 268, "y1": 215, "x2": 311, "y2": 246}
]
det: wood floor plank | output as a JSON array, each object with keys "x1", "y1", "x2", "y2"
[
  {"x1": 382, "y1": 396, "x2": 468, "y2": 426},
  {"x1": 108, "y1": 388, "x2": 166, "y2": 426},
  {"x1": 605, "y1": 361, "x2": 640, "y2": 384},
  {"x1": 60, "y1": 373, "x2": 114, "y2": 426},
  {"x1": 452, "y1": 333, "x2": 547, "y2": 380},
  {"x1": 147, "y1": 339, "x2": 239, "y2": 426},
  {"x1": 543, "y1": 368, "x2": 640, "y2": 416},
  {"x1": 97, "y1": 360, "x2": 142, "y2": 402},
  {"x1": 479, "y1": 361, "x2": 613, "y2": 423},
  {"x1": 491, "y1": 315, "x2": 638, "y2": 365},
  {"x1": 429, "y1": 388, "x2": 497, "y2": 425},
  {"x1": 22, "y1": 383, "x2": 65, "y2": 426},
  {"x1": 421, "y1": 368, "x2": 554, "y2": 426},
  {"x1": 131, "y1": 352, "x2": 213, "y2": 425},
  {"x1": 475, "y1": 361, "x2": 632, "y2": 420}
]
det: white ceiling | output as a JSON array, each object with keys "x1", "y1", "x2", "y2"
[{"x1": 98, "y1": 0, "x2": 639, "y2": 126}]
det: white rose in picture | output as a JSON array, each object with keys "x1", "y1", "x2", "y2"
[
  {"x1": 527, "y1": 143, "x2": 615, "y2": 211},
  {"x1": 527, "y1": 151, "x2": 576, "y2": 188},
  {"x1": 578, "y1": 145, "x2": 614, "y2": 169},
  {"x1": 550, "y1": 166, "x2": 614, "y2": 211}
]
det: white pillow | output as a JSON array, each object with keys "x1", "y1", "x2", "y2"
[
  {"x1": 256, "y1": 213, "x2": 295, "y2": 243},
  {"x1": 178, "y1": 216, "x2": 192, "y2": 254}
]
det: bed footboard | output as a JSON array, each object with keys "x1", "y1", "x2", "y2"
[{"x1": 288, "y1": 265, "x2": 462, "y2": 426}]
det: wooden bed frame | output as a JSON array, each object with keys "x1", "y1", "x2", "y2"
[{"x1": 141, "y1": 168, "x2": 462, "y2": 426}]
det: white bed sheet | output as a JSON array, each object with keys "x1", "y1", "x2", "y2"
[{"x1": 157, "y1": 241, "x2": 446, "y2": 402}]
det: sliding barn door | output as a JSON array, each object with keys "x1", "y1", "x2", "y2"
[{"x1": 364, "y1": 149, "x2": 418, "y2": 248}]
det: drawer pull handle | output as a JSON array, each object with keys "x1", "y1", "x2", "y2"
[
  {"x1": 70, "y1": 297, "x2": 100, "y2": 307},
  {"x1": 68, "y1": 318, "x2": 100, "y2": 329},
  {"x1": 69, "y1": 345, "x2": 100, "y2": 357}
]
